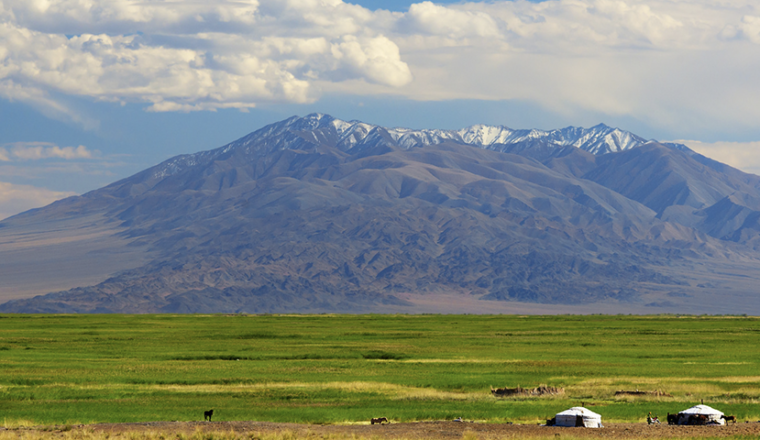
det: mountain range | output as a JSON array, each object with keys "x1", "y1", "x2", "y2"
[{"x1": 2, "y1": 114, "x2": 760, "y2": 314}]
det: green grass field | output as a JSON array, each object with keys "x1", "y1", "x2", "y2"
[{"x1": 2, "y1": 314, "x2": 760, "y2": 426}]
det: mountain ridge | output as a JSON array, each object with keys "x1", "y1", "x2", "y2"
[
  {"x1": 133, "y1": 114, "x2": 651, "y2": 186},
  {"x1": 2, "y1": 114, "x2": 760, "y2": 314}
]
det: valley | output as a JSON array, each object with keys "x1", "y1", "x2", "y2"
[{"x1": 2, "y1": 314, "x2": 760, "y2": 426}]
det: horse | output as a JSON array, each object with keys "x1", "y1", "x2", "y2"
[
  {"x1": 204, "y1": 409, "x2": 214, "y2": 421},
  {"x1": 371, "y1": 417, "x2": 389, "y2": 425},
  {"x1": 721, "y1": 415, "x2": 737, "y2": 424}
]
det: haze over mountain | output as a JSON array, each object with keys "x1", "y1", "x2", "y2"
[{"x1": 2, "y1": 114, "x2": 760, "y2": 314}]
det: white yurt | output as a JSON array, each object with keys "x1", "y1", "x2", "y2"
[
  {"x1": 677, "y1": 405, "x2": 724, "y2": 425},
  {"x1": 554, "y1": 407, "x2": 603, "y2": 428}
]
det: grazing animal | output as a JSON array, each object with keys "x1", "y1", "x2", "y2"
[
  {"x1": 688, "y1": 414, "x2": 708, "y2": 425},
  {"x1": 667, "y1": 413, "x2": 677, "y2": 425},
  {"x1": 722, "y1": 415, "x2": 737, "y2": 424},
  {"x1": 371, "y1": 417, "x2": 389, "y2": 425},
  {"x1": 204, "y1": 409, "x2": 214, "y2": 421}
]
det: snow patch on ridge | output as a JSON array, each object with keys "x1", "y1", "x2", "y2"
[{"x1": 149, "y1": 113, "x2": 653, "y2": 179}]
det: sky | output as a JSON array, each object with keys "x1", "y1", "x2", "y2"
[{"x1": 1, "y1": 0, "x2": 760, "y2": 219}]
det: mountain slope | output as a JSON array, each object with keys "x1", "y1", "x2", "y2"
[
  {"x1": 1, "y1": 114, "x2": 759, "y2": 313},
  {"x1": 582, "y1": 143, "x2": 760, "y2": 245}
]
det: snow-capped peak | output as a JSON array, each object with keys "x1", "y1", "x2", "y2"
[
  {"x1": 253, "y1": 114, "x2": 652, "y2": 157},
  {"x1": 148, "y1": 115, "x2": 654, "y2": 180}
]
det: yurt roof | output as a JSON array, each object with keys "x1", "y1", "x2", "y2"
[
  {"x1": 556, "y1": 407, "x2": 602, "y2": 418},
  {"x1": 678, "y1": 405, "x2": 724, "y2": 416}
]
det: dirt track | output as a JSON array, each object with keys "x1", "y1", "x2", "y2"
[{"x1": 14, "y1": 421, "x2": 758, "y2": 439}]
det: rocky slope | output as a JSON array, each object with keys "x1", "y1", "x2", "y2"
[{"x1": 1, "y1": 114, "x2": 759, "y2": 313}]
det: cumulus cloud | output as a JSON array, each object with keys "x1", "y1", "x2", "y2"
[
  {"x1": 401, "y1": 1, "x2": 501, "y2": 39},
  {"x1": 387, "y1": 0, "x2": 760, "y2": 135},
  {"x1": 329, "y1": 35, "x2": 413, "y2": 86},
  {"x1": 0, "y1": 142, "x2": 95, "y2": 161},
  {"x1": 674, "y1": 140, "x2": 760, "y2": 177},
  {"x1": 0, "y1": 0, "x2": 760, "y2": 137},
  {"x1": 0, "y1": 181, "x2": 75, "y2": 220},
  {"x1": 0, "y1": 0, "x2": 412, "y2": 114}
]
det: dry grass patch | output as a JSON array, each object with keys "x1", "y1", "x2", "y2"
[
  {"x1": 569, "y1": 377, "x2": 760, "y2": 401},
  {"x1": 1, "y1": 420, "x2": 38, "y2": 429},
  {"x1": 0, "y1": 381, "x2": 492, "y2": 402},
  {"x1": 146, "y1": 382, "x2": 489, "y2": 401},
  {"x1": 396, "y1": 360, "x2": 522, "y2": 364}
]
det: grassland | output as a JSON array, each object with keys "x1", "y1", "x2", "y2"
[{"x1": 2, "y1": 314, "x2": 760, "y2": 427}]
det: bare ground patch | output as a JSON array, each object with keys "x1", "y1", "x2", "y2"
[{"x1": 4, "y1": 421, "x2": 760, "y2": 440}]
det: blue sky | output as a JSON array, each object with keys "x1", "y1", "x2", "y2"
[{"x1": 1, "y1": 0, "x2": 759, "y2": 219}]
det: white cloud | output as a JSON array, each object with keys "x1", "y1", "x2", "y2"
[
  {"x1": 385, "y1": 0, "x2": 760, "y2": 135},
  {"x1": 737, "y1": 15, "x2": 760, "y2": 44},
  {"x1": 673, "y1": 140, "x2": 760, "y2": 177},
  {"x1": 0, "y1": 142, "x2": 96, "y2": 161},
  {"x1": 0, "y1": 0, "x2": 759, "y2": 137},
  {"x1": 329, "y1": 35, "x2": 413, "y2": 87},
  {"x1": 0, "y1": 180, "x2": 75, "y2": 220},
  {"x1": 0, "y1": 78, "x2": 99, "y2": 128},
  {"x1": 0, "y1": 0, "x2": 412, "y2": 114},
  {"x1": 401, "y1": 1, "x2": 501, "y2": 39}
]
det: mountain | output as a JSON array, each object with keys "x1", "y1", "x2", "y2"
[
  {"x1": 2, "y1": 114, "x2": 760, "y2": 314},
  {"x1": 148, "y1": 114, "x2": 647, "y2": 163},
  {"x1": 583, "y1": 144, "x2": 760, "y2": 246}
]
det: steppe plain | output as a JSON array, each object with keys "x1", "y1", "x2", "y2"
[{"x1": 2, "y1": 314, "x2": 760, "y2": 440}]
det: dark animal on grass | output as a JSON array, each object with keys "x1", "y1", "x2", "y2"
[
  {"x1": 545, "y1": 417, "x2": 556, "y2": 426},
  {"x1": 688, "y1": 414, "x2": 708, "y2": 425},
  {"x1": 667, "y1": 413, "x2": 677, "y2": 425},
  {"x1": 371, "y1": 417, "x2": 389, "y2": 425},
  {"x1": 204, "y1": 409, "x2": 214, "y2": 421},
  {"x1": 722, "y1": 415, "x2": 737, "y2": 424}
]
